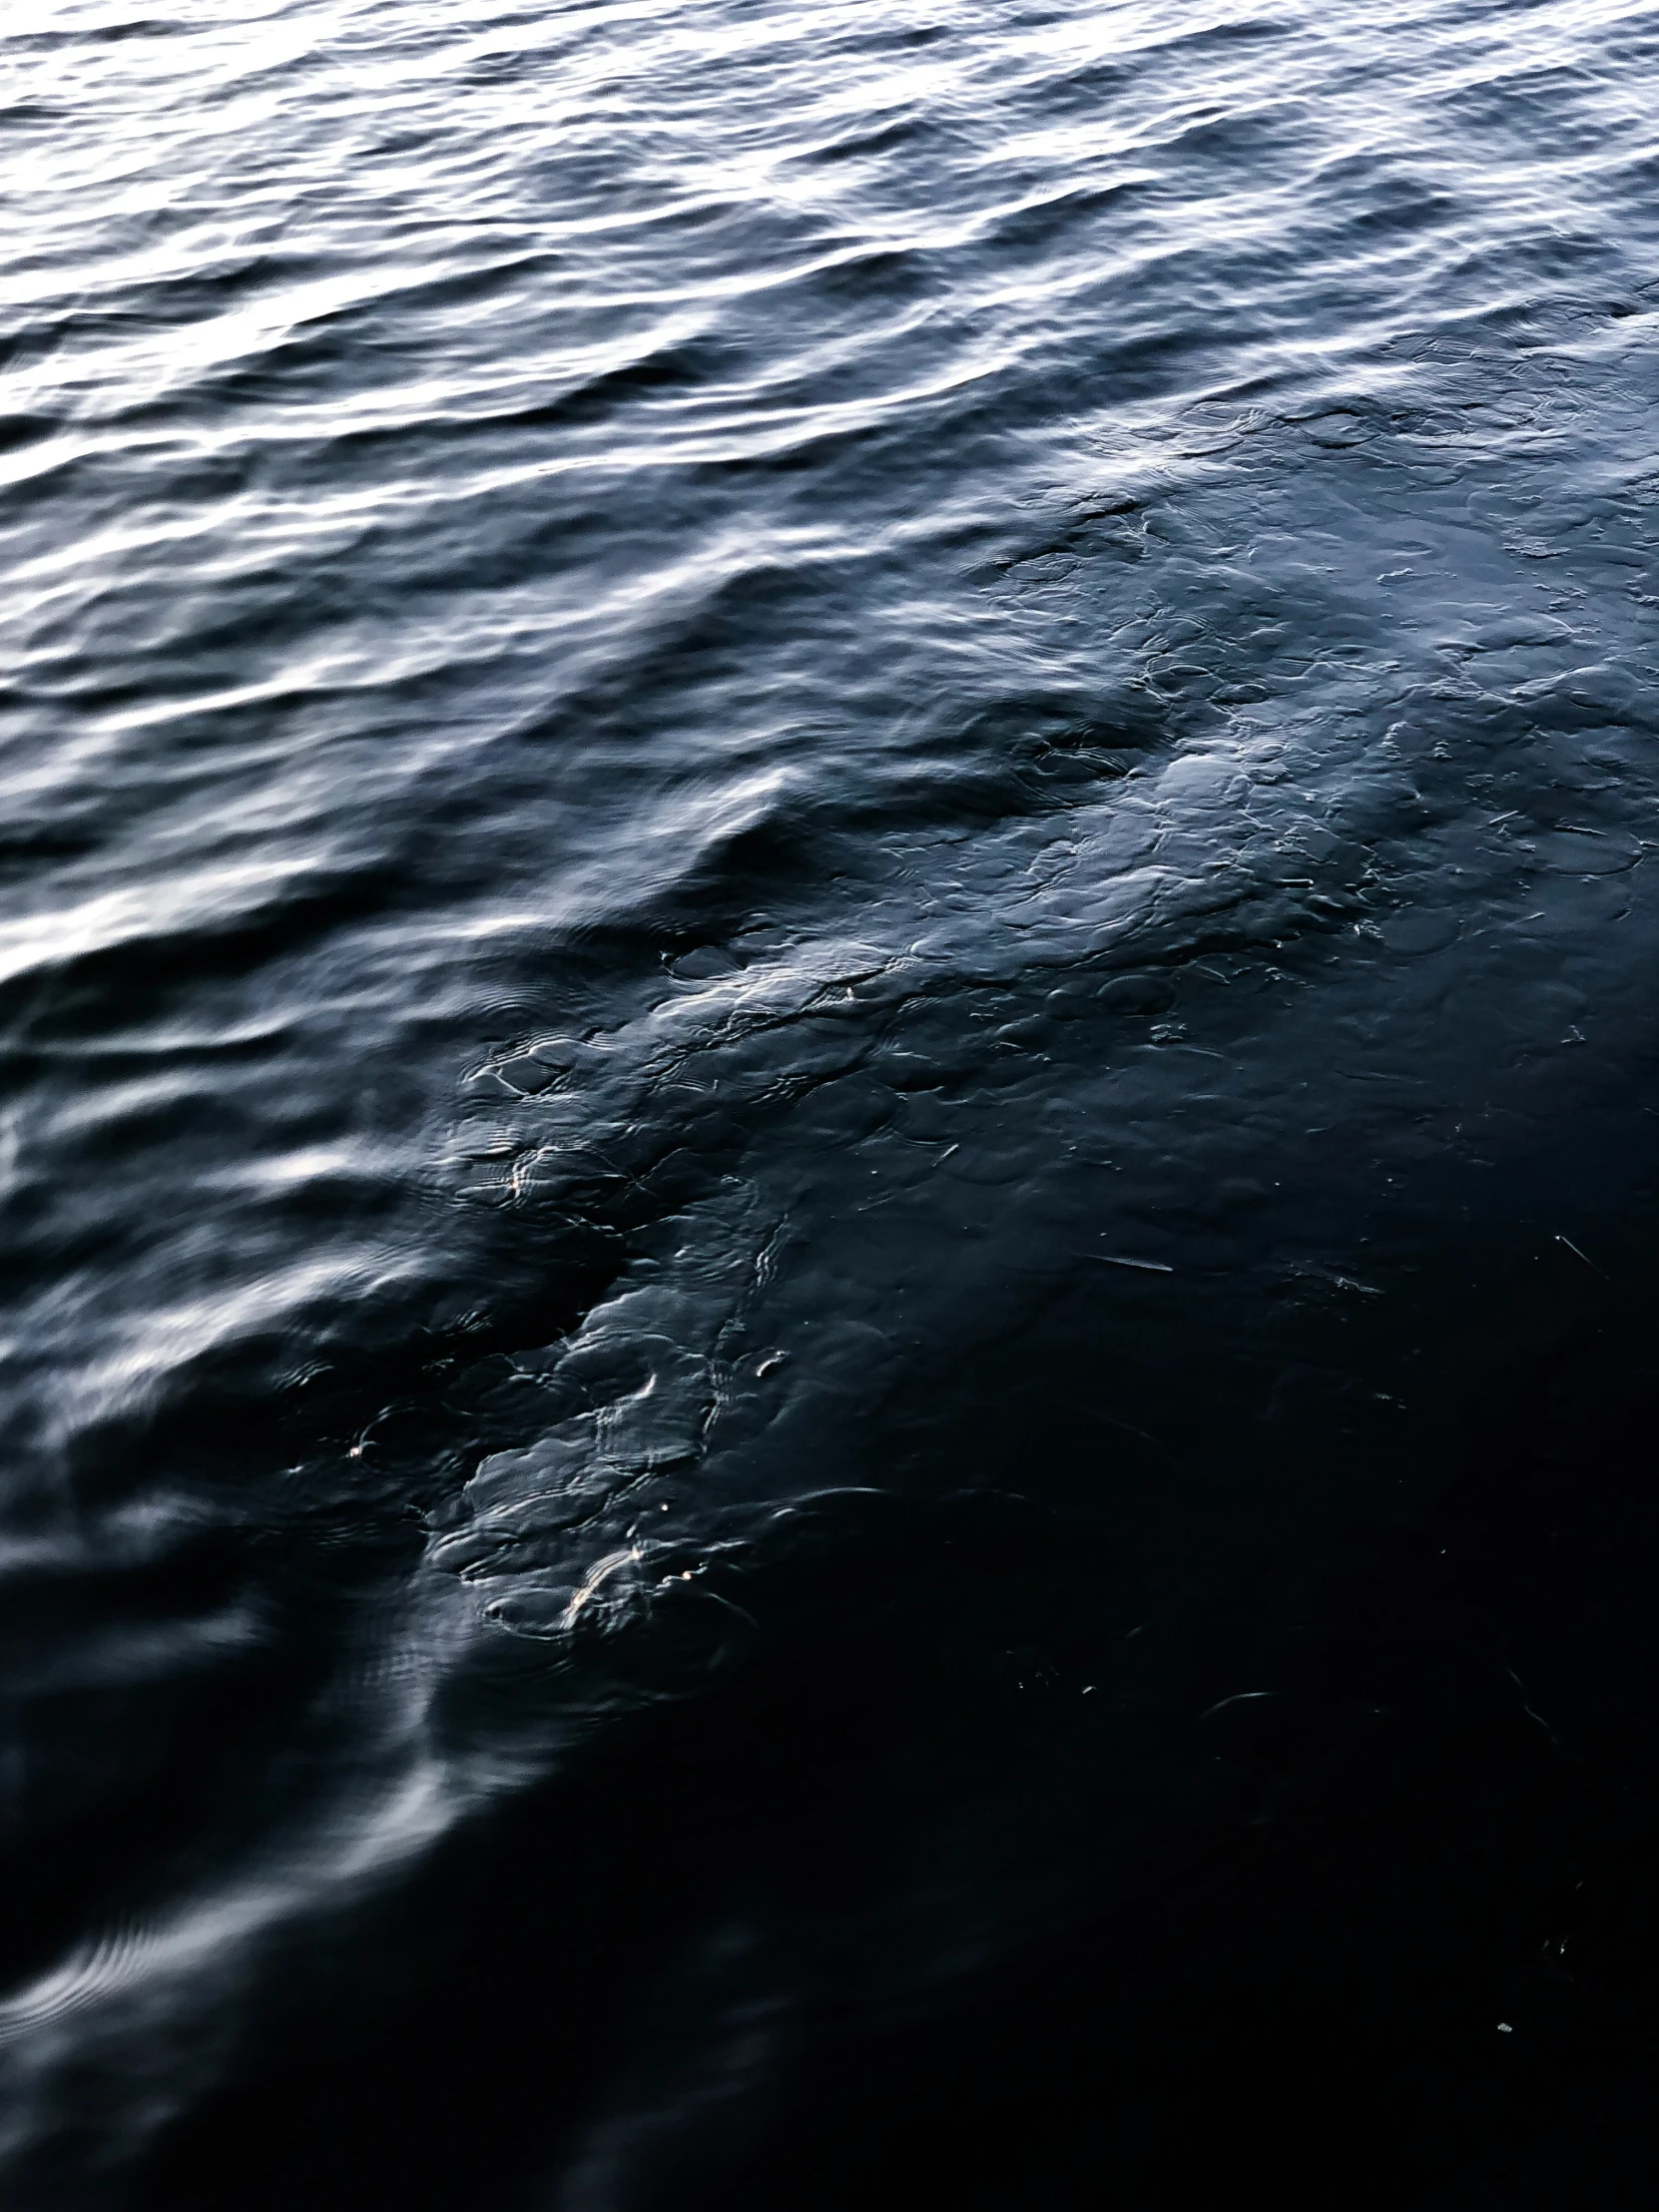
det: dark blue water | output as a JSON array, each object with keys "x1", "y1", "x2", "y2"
[{"x1": 3, "y1": 2, "x2": 1658, "y2": 2202}]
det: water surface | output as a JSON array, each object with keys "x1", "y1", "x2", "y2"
[{"x1": 3, "y1": 2, "x2": 1658, "y2": 2203}]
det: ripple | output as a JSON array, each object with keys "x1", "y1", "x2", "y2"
[{"x1": 4, "y1": 0, "x2": 1659, "y2": 2198}]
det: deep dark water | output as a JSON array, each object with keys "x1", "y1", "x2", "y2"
[
  {"x1": 130, "y1": 1282, "x2": 1659, "y2": 2212},
  {"x1": 5, "y1": 0, "x2": 1659, "y2": 2203}
]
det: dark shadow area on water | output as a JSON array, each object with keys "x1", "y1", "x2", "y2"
[{"x1": 131, "y1": 1238, "x2": 1658, "y2": 2212}]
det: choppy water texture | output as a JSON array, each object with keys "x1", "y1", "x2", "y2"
[{"x1": 3, "y1": 2, "x2": 1659, "y2": 2203}]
